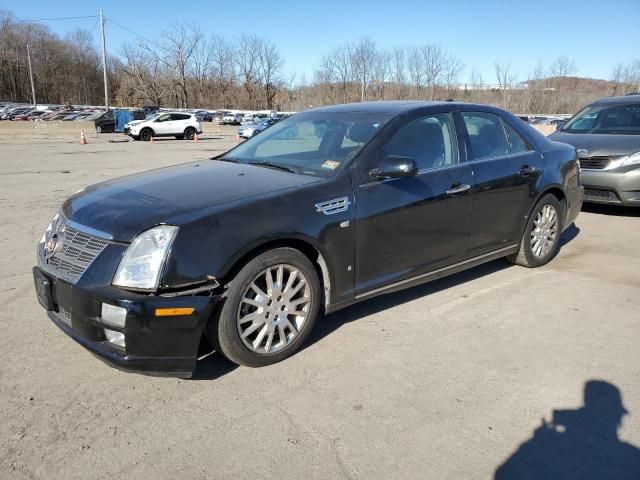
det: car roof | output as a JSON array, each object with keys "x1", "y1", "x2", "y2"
[
  {"x1": 590, "y1": 94, "x2": 640, "y2": 106},
  {"x1": 310, "y1": 100, "x2": 501, "y2": 115}
]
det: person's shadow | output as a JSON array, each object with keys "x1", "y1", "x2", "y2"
[{"x1": 495, "y1": 380, "x2": 640, "y2": 479}]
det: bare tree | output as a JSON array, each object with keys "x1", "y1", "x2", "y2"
[
  {"x1": 550, "y1": 56, "x2": 577, "y2": 78},
  {"x1": 494, "y1": 61, "x2": 518, "y2": 110},
  {"x1": 469, "y1": 66, "x2": 484, "y2": 87},
  {"x1": 257, "y1": 38, "x2": 283, "y2": 109},
  {"x1": 350, "y1": 37, "x2": 377, "y2": 101},
  {"x1": 235, "y1": 35, "x2": 263, "y2": 108}
]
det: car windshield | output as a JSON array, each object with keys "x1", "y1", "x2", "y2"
[
  {"x1": 560, "y1": 102, "x2": 640, "y2": 134},
  {"x1": 221, "y1": 111, "x2": 391, "y2": 176}
]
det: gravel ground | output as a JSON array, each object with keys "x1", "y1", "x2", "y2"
[{"x1": 1, "y1": 131, "x2": 639, "y2": 479}]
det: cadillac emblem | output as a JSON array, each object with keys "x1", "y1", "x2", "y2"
[{"x1": 44, "y1": 233, "x2": 61, "y2": 259}]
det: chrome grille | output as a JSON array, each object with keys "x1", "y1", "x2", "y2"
[
  {"x1": 40, "y1": 219, "x2": 110, "y2": 284},
  {"x1": 578, "y1": 156, "x2": 611, "y2": 170},
  {"x1": 583, "y1": 188, "x2": 620, "y2": 202}
]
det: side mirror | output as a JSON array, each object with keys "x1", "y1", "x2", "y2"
[
  {"x1": 555, "y1": 120, "x2": 566, "y2": 130},
  {"x1": 371, "y1": 155, "x2": 418, "y2": 180}
]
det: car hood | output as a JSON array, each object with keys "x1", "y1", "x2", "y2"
[
  {"x1": 549, "y1": 132, "x2": 640, "y2": 156},
  {"x1": 62, "y1": 161, "x2": 322, "y2": 242}
]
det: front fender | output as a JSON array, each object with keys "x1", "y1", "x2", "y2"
[{"x1": 160, "y1": 175, "x2": 356, "y2": 305}]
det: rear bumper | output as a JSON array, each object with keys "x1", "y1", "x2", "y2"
[
  {"x1": 581, "y1": 167, "x2": 640, "y2": 206},
  {"x1": 34, "y1": 266, "x2": 221, "y2": 377}
]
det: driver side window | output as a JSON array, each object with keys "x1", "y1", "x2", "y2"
[{"x1": 383, "y1": 113, "x2": 458, "y2": 171}]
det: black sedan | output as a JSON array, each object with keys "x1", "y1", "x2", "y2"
[{"x1": 34, "y1": 101, "x2": 583, "y2": 377}]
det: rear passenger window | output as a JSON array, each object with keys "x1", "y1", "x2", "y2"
[
  {"x1": 462, "y1": 112, "x2": 509, "y2": 160},
  {"x1": 502, "y1": 121, "x2": 530, "y2": 153},
  {"x1": 383, "y1": 113, "x2": 458, "y2": 171},
  {"x1": 171, "y1": 114, "x2": 190, "y2": 121}
]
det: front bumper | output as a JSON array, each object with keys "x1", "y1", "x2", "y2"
[
  {"x1": 581, "y1": 167, "x2": 640, "y2": 206},
  {"x1": 33, "y1": 266, "x2": 221, "y2": 377}
]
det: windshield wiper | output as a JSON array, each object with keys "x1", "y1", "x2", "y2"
[
  {"x1": 215, "y1": 157, "x2": 240, "y2": 163},
  {"x1": 249, "y1": 161, "x2": 297, "y2": 174}
]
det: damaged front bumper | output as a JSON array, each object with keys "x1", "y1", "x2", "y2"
[{"x1": 33, "y1": 265, "x2": 221, "y2": 378}]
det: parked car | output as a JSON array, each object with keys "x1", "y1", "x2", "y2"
[
  {"x1": 33, "y1": 101, "x2": 583, "y2": 377},
  {"x1": 123, "y1": 112, "x2": 202, "y2": 141},
  {"x1": 222, "y1": 112, "x2": 244, "y2": 125},
  {"x1": 13, "y1": 110, "x2": 37, "y2": 121},
  {"x1": 194, "y1": 110, "x2": 213, "y2": 122},
  {"x1": 94, "y1": 111, "x2": 117, "y2": 133},
  {"x1": 4, "y1": 107, "x2": 32, "y2": 120},
  {"x1": 549, "y1": 95, "x2": 640, "y2": 206},
  {"x1": 237, "y1": 118, "x2": 278, "y2": 138}
]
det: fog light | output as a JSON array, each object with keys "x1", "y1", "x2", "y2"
[
  {"x1": 103, "y1": 328, "x2": 125, "y2": 348},
  {"x1": 101, "y1": 303, "x2": 127, "y2": 328}
]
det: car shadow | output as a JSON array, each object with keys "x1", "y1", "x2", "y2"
[
  {"x1": 582, "y1": 203, "x2": 640, "y2": 217},
  {"x1": 305, "y1": 258, "x2": 513, "y2": 352},
  {"x1": 559, "y1": 223, "x2": 580, "y2": 248},
  {"x1": 192, "y1": 226, "x2": 581, "y2": 380},
  {"x1": 494, "y1": 380, "x2": 640, "y2": 479}
]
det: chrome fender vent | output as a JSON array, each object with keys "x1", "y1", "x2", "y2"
[{"x1": 315, "y1": 197, "x2": 351, "y2": 215}]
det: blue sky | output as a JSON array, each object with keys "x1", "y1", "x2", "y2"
[{"x1": 2, "y1": 0, "x2": 638, "y2": 82}]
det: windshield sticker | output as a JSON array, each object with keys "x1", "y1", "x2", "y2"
[{"x1": 321, "y1": 160, "x2": 341, "y2": 170}]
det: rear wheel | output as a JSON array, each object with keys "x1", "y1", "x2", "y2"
[
  {"x1": 140, "y1": 128, "x2": 153, "y2": 142},
  {"x1": 184, "y1": 127, "x2": 196, "y2": 140},
  {"x1": 208, "y1": 248, "x2": 321, "y2": 367},
  {"x1": 507, "y1": 194, "x2": 563, "y2": 267}
]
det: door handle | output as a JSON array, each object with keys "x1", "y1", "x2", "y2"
[
  {"x1": 519, "y1": 165, "x2": 536, "y2": 176},
  {"x1": 446, "y1": 183, "x2": 471, "y2": 195}
]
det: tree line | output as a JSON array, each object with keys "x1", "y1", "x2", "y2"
[{"x1": 1, "y1": 10, "x2": 639, "y2": 114}]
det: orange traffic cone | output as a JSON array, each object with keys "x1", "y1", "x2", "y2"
[
  {"x1": 235, "y1": 134, "x2": 240, "y2": 141},
  {"x1": 193, "y1": 133, "x2": 199, "y2": 142},
  {"x1": 149, "y1": 135, "x2": 154, "y2": 143},
  {"x1": 79, "y1": 131, "x2": 87, "y2": 145}
]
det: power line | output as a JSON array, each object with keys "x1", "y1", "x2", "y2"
[
  {"x1": 0, "y1": 15, "x2": 98, "y2": 23},
  {"x1": 105, "y1": 17, "x2": 171, "y2": 55}
]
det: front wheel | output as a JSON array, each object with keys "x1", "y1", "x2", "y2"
[
  {"x1": 507, "y1": 194, "x2": 563, "y2": 267},
  {"x1": 208, "y1": 248, "x2": 321, "y2": 367},
  {"x1": 140, "y1": 128, "x2": 153, "y2": 142},
  {"x1": 184, "y1": 127, "x2": 196, "y2": 140},
  {"x1": 95, "y1": 125, "x2": 102, "y2": 134}
]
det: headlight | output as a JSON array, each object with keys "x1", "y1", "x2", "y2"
[
  {"x1": 604, "y1": 151, "x2": 640, "y2": 170},
  {"x1": 113, "y1": 225, "x2": 178, "y2": 290}
]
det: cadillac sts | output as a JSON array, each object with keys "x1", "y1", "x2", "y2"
[{"x1": 33, "y1": 101, "x2": 583, "y2": 377}]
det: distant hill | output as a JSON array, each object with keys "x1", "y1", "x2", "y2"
[{"x1": 527, "y1": 76, "x2": 617, "y2": 94}]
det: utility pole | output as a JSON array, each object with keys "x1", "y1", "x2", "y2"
[
  {"x1": 26, "y1": 44, "x2": 36, "y2": 106},
  {"x1": 99, "y1": 10, "x2": 109, "y2": 110}
]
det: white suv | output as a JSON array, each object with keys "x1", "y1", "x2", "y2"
[{"x1": 124, "y1": 112, "x2": 202, "y2": 141}]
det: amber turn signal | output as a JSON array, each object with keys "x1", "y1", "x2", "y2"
[{"x1": 155, "y1": 307, "x2": 195, "y2": 317}]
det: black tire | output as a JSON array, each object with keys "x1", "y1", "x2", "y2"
[
  {"x1": 507, "y1": 193, "x2": 563, "y2": 268},
  {"x1": 208, "y1": 248, "x2": 321, "y2": 367},
  {"x1": 175, "y1": 135, "x2": 184, "y2": 140},
  {"x1": 95, "y1": 125, "x2": 102, "y2": 134},
  {"x1": 184, "y1": 127, "x2": 196, "y2": 140},
  {"x1": 140, "y1": 128, "x2": 153, "y2": 142}
]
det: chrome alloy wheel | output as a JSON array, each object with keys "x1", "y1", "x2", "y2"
[
  {"x1": 530, "y1": 204, "x2": 559, "y2": 258},
  {"x1": 237, "y1": 264, "x2": 311, "y2": 355}
]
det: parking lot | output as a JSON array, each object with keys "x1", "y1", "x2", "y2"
[{"x1": 1, "y1": 131, "x2": 639, "y2": 479}]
